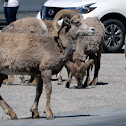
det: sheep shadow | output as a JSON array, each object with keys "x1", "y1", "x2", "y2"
[
  {"x1": 69, "y1": 81, "x2": 108, "y2": 89},
  {"x1": 51, "y1": 78, "x2": 66, "y2": 82},
  {"x1": 96, "y1": 82, "x2": 108, "y2": 85},
  {"x1": 21, "y1": 114, "x2": 95, "y2": 120}
]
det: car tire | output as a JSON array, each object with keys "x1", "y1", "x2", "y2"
[{"x1": 103, "y1": 19, "x2": 125, "y2": 53}]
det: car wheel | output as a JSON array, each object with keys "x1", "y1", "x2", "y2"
[{"x1": 103, "y1": 19, "x2": 125, "y2": 53}]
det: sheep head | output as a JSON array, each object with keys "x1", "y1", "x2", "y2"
[
  {"x1": 53, "y1": 9, "x2": 95, "y2": 39},
  {"x1": 66, "y1": 52, "x2": 94, "y2": 88}
]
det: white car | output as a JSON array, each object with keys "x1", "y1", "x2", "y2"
[{"x1": 37, "y1": 0, "x2": 126, "y2": 52}]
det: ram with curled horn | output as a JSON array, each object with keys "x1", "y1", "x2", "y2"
[
  {"x1": 0, "y1": 9, "x2": 95, "y2": 120},
  {"x1": 1, "y1": 9, "x2": 93, "y2": 85},
  {"x1": 53, "y1": 9, "x2": 78, "y2": 31},
  {"x1": 53, "y1": 9, "x2": 95, "y2": 37}
]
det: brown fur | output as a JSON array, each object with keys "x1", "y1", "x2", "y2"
[
  {"x1": 0, "y1": 33, "x2": 71, "y2": 73},
  {"x1": 2, "y1": 17, "x2": 58, "y2": 36}
]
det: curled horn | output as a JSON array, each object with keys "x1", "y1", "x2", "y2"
[
  {"x1": 81, "y1": 59, "x2": 94, "y2": 73},
  {"x1": 53, "y1": 9, "x2": 77, "y2": 31}
]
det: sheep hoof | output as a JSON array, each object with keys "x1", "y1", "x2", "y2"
[
  {"x1": 57, "y1": 82, "x2": 62, "y2": 85},
  {"x1": 32, "y1": 112, "x2": 40, "y2": 118},
  {"x1": 11, "y1": 114, "x2": 18, "y2": 120},
  {"x1": 46, "y1": 116, "x2": 54, "y2": 120},
  {"x1": 11, "y1": 116, "x2": 18, "y2": 120},
  {"x1": 82, "y1": 84, "x2": 88, "y2": 88},
  {"x1": 88, "y1": 82, "x2": 96, "y2": 88},
  {"x1": 77, "y1": 87, "x2": 82, "y2": 89},
  {"x1": 7, "y1": 82, "x2": 13, "y2": 85},
  {"x1": 3, "y1": 79, "x2": 7, "y2": 84},
  {"x1": 74, "y1": 86, "x2": 82, "y2": 89},
  {"x1": 91, "y1": 78, "x2": 98, "y2": 86},
  {"x1": 65, "y1": 82, "x2": 70, "y2": 88}
]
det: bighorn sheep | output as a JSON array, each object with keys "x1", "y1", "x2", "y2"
[
  {"x1": 0, "y1": 10, "x2": 95, "y2": 119},
  {"x1": 65, "y1": 52, "x2": 94, "y2": 88},
  {"x1": 2, "y1": 17, "x2": 58, "y2": 85},
  {"x1": 65, "y1": 17, "x2": 105, "y2": 88}
]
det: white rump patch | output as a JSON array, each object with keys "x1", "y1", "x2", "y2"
[{"x1": 38, "y1": 19, "x2": 48, "y2": 34}]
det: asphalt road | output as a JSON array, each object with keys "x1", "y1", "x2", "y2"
[
  {"x1": 1, "y1": 106, "x2": 126, "y2": 126},
  {"x1": 1, "y1": 52, "x2": 126, "y2": 126}
]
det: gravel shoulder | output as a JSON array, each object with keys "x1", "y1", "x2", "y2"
[{"x1": 0, "y1": 53, "x2": 126, "y2": 120}]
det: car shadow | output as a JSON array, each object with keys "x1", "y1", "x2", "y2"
[{"x1": 102, "y1": 48, "x2": 124, "y2": 54}]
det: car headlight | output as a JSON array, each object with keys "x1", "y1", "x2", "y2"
[{"x1": 76, "y1": 3, "x2": 96, "y2": 14}]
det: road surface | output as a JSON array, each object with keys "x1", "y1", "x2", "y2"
[{"x1": 0, "y1": 52, "x2": 126, "y2": 126}]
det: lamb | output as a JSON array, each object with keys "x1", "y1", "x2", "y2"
[
  {"x1": 0, "y1": 9, "x2": 95, "y2": 119},
  {"x1": 65, "y1": 17, "x2": 105, "y2": 88}
]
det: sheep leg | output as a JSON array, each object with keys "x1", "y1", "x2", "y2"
[
  {"x1": 81, "y1": 59, "x2": 94, "y2": 88},
  {"x1": 28, "y1": 76, "x2": 36, "y2": 85},
  {"x1": 91, "y1": 58, "x2": 100, "y2": 85},
  {"x1": 7, "y1": 75, "x2": 14, "y2": 84},
  {"x1": 20, "y1": 75, "x2": 25, "y2": 84},
  {"x1": 91, "y1": 53, "x2": 101, "y2": 85},
  {"x1": 57, "y1": 72, "x2": 63, "y2": 85},
  {"x1": 42, "y1": 70, "x2": 54, "y2": 120},
  {"x1": 30, "y1": 77, "x2": 43, "y2": 118},
  {"x1": 65, "y1": 63, "x2": 73, "y2": 88},
  {"x1": 0, "y1": 74, "x2": 17, "y2": 119},
  {"x1": 3, "y1": 76, "x2": 8, "y2": 84},
  {"x1": 0, "y1": 96, "x2": 17, "y2": 119},
  {"x1": 65, "y1": 72, "x2": 72, "y2": 88},
  {"x1": 83, "y1": 68, "x2": 90, "y2": 88}
]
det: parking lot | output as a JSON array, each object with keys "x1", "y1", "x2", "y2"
[
  {"x1": 0, "y1": 0, "x2": 126, "y2": 125},
  {"x1": 0, "y1": 52, "x2": 126, "y2": 125},
  {"x1": 0, "y1": 16, "x2": 126, "y2": 125}
]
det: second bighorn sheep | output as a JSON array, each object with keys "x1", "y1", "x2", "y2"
[
  {"x1": 65, "y1": 17, "x2": 105, "y2": 88},
  {"x1": 0, "y1": 10, "x2": 95, "y2": 119}
]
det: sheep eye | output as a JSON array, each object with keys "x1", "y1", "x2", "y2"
[{"x1": 76, "y1": 22, "x2": 81, "y2": 27}]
